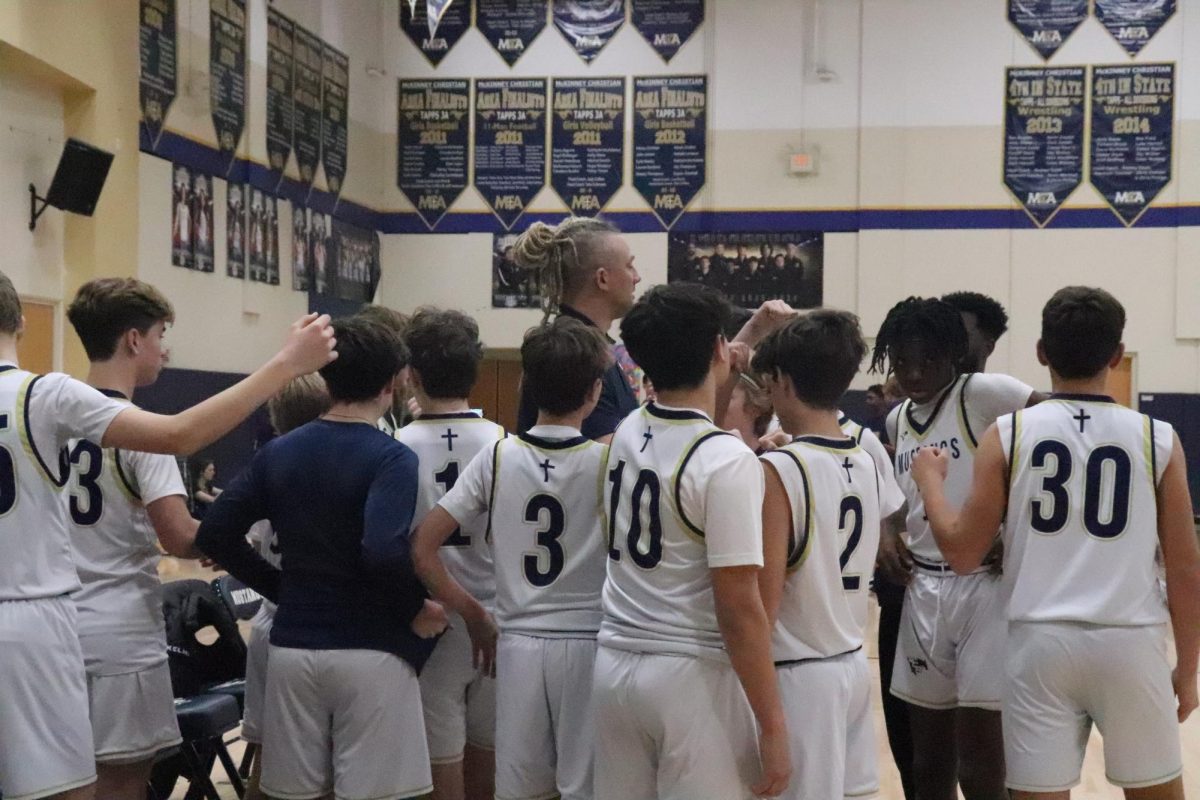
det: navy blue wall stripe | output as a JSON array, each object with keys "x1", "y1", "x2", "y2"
[{"x1": 143, "y1": 127, "x2": 1200, "y2": 234}]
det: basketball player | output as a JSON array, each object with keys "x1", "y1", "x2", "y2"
[
  {"x1": 873, "y1": 296, "x2": 1041, "y2": 800},
  {"x1": 414, "y1": 317, "x2": 611, "y2": 800},
  {"x1": 195, "y1": 315, "x2": 442, "y2": 800},
  {"x1": 592, "y1": 283, "x2": 791, "y2": 800},
  {"x1": 395, "y1": 308, "x2": 504, "y2": 800},
  {"x1": 355, "y1": 304, "x2": 411, "y2": 435},
  {"x1": 753, "y1": 311, "x2": 906, "y2": 800},
  {"x1": 240, "y1": 373, "x2": 331, "y2": 800},
  {"x1": 0, "y1": 270, "x2": 335, "y2": 800},
  {"x1": 912, "y1": 286, "x2": 1200, "y2": 800},
  {"x1": 511, "y1": 217, "x2": 640, "y2": 440},
  {"x1": 63, "y1": 279, "x2": 204, "y2": 800},
  {"x1": 941, "y1": 291, "x2": 1010, "y2": 374}
]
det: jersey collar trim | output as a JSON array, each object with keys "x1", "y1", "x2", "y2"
[
  {"x1": 791, "y1": 434, "x2": 858, "y2": 451},
  {"x1": 0, "y1": 364, "x2": 16, "y2": 375},
  {"x1": 903, "y1": 375, "x2": 960, "y2": 436},
  {"x1": 1048, "y1": 393, "x2": 1117, "y2": 404},
  {"x1": 412, "y1": 411, "x2": 482, "y2": 421},
  {"x1": 645, "y1": 402, "x2": 710, "y2": 422},
  {"x1": 517, "y1": 431, "x2": 590, "y2": 450},
  {"x1": 96, "y1": 388, "x2": 129, "y2": 400}
]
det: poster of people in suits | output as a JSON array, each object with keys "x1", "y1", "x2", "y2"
[
  {"x1": 171, "y1": 164, "x2": 193, "y2": 268},
  {"x1": 191, "y1": 171, "x2": 215, "y2": 272},
  {"x1": 227, "y1": 183, "x2": 246, "y2": 278},
  {"x1": 667, "y1": 232, "x2": 823, "y2": 310},
  {"x1": 492, "y1": 231, "x2": 539, "y2": 308}
]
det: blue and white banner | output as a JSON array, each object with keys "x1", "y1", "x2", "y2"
[
  {"x1": 140, "y1": 0, "x2": 177, "y2": 148},
  {"x1": 401, "y1": 0, "x2": 470, "y2": 66},
  {"x1": 553, "y1": 0, "x2": 625, "y2": 63},
  {"x1": 321, "y1": 43, "x2": 349, "y2": 199},
  {"x1": 398, "y1": 79, "x2": 471, "y2": 230},
  {"x1": 631, "y1": 0, "x2": 702, "y2": 63},
  {"x1": 1007, "y1": 0, "x2": 1087, "y2": 60},
  {"x1": 209, "y1": 0, "x2": 246, "y2": 173},
  {"x1": 475, "y1": 0, "x2": 548, "y2": 66},
  {"x1": 551, "y1": 77, "x2": 624, "y2": 216},
  {"x1": 292, "y1": 24, "x2": 324, "y2": 189},
  {"x1": 1003, "y1": 66, "x2": 1085, "y2": 227},
  {"x1": 266, "y1": 8, "x2": 294, "y2": 178},
  {"x1": 1090, "y1": 63, "x2": 1174, "y2": 227},
  {"x1": 474, "y1": 78, "x2": 548, "y2": 230},
  {"x1": 632, "y1": 75, "x2": 706, "y2": 229},
  {"x1": 1094, "y1": 0, "x2": 1176, "y2": 56}
]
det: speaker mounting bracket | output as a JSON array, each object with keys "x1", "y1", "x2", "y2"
[{"x1": 29, "y1": 184, "x2": 51, "y2": 232}]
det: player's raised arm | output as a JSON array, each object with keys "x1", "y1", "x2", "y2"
[
  {"x1": 912, "y1": 424, "x2": 1008, "y2": 574},
  {"x1": 102, "y1": 313, "x2": 336, "y2": 455},
  {"x1": 1155, "y1": 432, "x2": 1200, "y2": 722}
]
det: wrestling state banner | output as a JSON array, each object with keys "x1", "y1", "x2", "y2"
[{"x1": 1003, "y1": 66, "x2": 1085, "y2": 227}]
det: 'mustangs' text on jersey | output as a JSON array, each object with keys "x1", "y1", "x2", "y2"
[
  {"x1": 999, "y1": 396, "x2": 1172, "y2": 626},
  {"x1": 888, "y1": 373, "x2": 1032, "y2": 564}
]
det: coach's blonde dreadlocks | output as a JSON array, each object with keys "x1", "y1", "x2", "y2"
[{"x1": 512, "y1": 217, "x2": 619, "y2": 320}]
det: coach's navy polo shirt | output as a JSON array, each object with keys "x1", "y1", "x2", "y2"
[
  {"x1": 516, "y1": 305, "x2": 639, "y2": 439},
  {"x1": 196, "y1": 419, "x2": 435, "y2": 672}
]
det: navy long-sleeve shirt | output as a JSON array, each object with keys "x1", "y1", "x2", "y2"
[{"x1": 196, "y1": 419, "x2": 435, "y2": 671}]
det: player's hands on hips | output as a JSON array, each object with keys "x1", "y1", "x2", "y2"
[
  {"x1": 1173, "y1": 667, "x2": 1198, "y2": 722},
  {"x1": 411, "y1": 599, "x2": 449, "y2": 639},
  {"x1": 911, "y1": 446, "x2": 950, "y2": 488},
  {"x1": 277, "y1": 313, "x2": 337, "y2": 376},
  {"x1": 465, "y1": 607, "x2": 499, "y2": 677},
  {"x1": 752, "y1": 726, "x2": 792, "y2": 797},
  {"x1": 877, "y1": 531, "x2": 914, "y2": 586}
]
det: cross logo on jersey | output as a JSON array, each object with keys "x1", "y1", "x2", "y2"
[
  {"x1": 1073, "y1": 409, "x2": 1091, "y2": 433},
  {"x1": 442, "y1": 428, "x2": 458, "y2": 451},
  {"x1": 640, "y1": 427, "x2": 653, "y2": 453},
  {"x1": 538, "y1": 458, "x2": 555, "y2": 482},
  {"x1": 841, "y1": 456, "x2": 854, "y2": 482}
]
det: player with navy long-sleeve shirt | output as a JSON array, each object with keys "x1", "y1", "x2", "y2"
[{"x1": 197, "y1": 315, "x2": 444, "y2": 800}]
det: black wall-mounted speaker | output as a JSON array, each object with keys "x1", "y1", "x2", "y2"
[{"x1": 45, "y1": 138, "x2": 114, "y2": 216}]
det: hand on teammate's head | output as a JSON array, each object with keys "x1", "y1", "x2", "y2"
[{"x1": 278, "y1": 313, "x2": 338, "y2": 376}]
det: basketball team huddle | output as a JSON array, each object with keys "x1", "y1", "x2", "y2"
[{"x1": 0, "y1": 215, "x2": 1197, "y2": 800}]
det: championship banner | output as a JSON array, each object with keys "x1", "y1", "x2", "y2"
[
  {"x1": 401, "y1": 0, "x2": 470, "y2": 66},
  {"x1": 321, "y1": 43, "x2": 350, "y2": 199},
  {"x1": 475, "y1": 0, "x2": 548, "y2": 66},
  {"x1": 553, "y1": 0, "x2": 625, "y2": 63},
  {"x1": 397, "y1": 79, "x2": 470, "y2": 230},
  {"x1": 1094, "y1": 0, "x2": 1176, "y2": 56},
  {"x1": 1007, "y1": 0, "x2": 1087, "y2": 60},
  {"x1": 474, "y1": 78, "x2": 548, "y2": 230},
  {"x1": 632, "y1": 75, "x2": 706, "y2": 229},
  {"x1": 209, "y1": 0, "x2": 246, "y2": 174},
  {"x1": 631, "y1": 0, "x2": 703, "y2": 63},
  {"x1": 1003, "y1": 66, "x2": 1085, "y2": 227},
  {"x1": 140, "y1": 0, "x2": 177, "y2": 147},
  {"x1": 1090, "y1": 63, "x2": 1174, "y2": 226},
  {"x1": 266, "y1": 9, "x2": 295, "y2": 178},
  {"x1": 550, "y1": 77, "x2": 624, "y2": 216},
  {"x1": 191, "y1": 172, "x2": 215, "y2": 273},
  {"x1": 227, "y1": 183, "x2": 246, "y2": 278},
  {"x1": 171, "y1": 165, "x2": 194, "y2": 269},
  {"x1": 668, "y1": 232, "x2": 824, "y2": 310},
  {"x1": 292, "y1": 25, "x2": 324, "y2": 189}
]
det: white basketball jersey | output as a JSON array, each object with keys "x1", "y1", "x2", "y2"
[
  {"x1": 764, "y1": 437, "x2": 882, "y2": 660},
  {"x1": 840, "y1": 412, "x2": 905, "y2": 519},
  {"x1": 248, "y1": 519, "x2": 279, "y2": 617},
  {"x1": 999, "y1": 396, "x2": 1173, "y2": 626},
  {"x1": 68, "y1": 415, "x2": 187, "y2": 665},
  {"x1": 395, "y1": 412, "x2": 505, "y2": 604},
  {"x1": 599, "y1": 403, "x2": 765, "y2": 662},
  {"x1": 442, "y1": 425, "x2": 608, "y2": 636},
  {"x1": 0, "y1": 366, "x2": 124, "y2": 601},
  {"x1": 890, "y1": 373, "x2": 1032, "y2": 563}
]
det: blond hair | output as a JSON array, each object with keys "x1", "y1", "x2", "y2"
[
  {"x1": 268, "y1": 374, "x2": 331, "y2": 435},
  {"x1": 511, "y1": 217, "x2": 619, "y2": 319}
]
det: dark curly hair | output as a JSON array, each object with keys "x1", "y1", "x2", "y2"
[
  {"x1": 941, "y1": 291, "x2": 1009, "y2": 340},
  {"x1": 870, "y1": 296, "x2": 968, "y2": 376}
]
